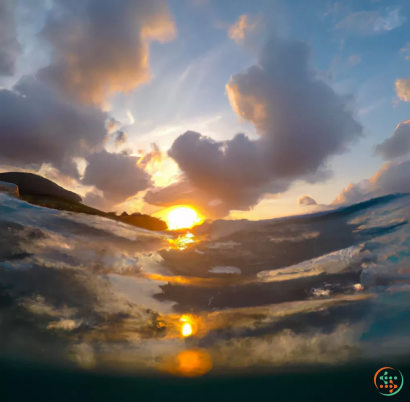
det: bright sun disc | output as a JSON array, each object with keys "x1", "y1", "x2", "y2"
[
  {"x1": 182, "y1": 323, "x2": 193, "y2": 337},
  {"x1": 167, "y1": 207, "x2": 202, "y2": 230}
]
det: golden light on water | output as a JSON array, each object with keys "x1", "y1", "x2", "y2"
[
  {"x1": 160, "y1": 349, "x2": 213, "y2": 377},
  {"x1": 175, "y1": 350, "x2": 212, "y2": 377},
  {"x1": 167, "y1": 206, "x2": 202, "y2": 230}
]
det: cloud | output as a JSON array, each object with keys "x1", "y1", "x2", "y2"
[
  {"x1": 167, "y1": 131, "x2": 279, "y2": 212},
  {"x1": 336, "y1": 9, "x2": 405, "y2": 35},
  {"x1": 348, "y1": 54, "x2": 361, "y2": 66},
  {"x1": 37, "y1": 0, "x2": 176, "y2": 106},
  {"x1": 298, "y1": 196, "x2": 317, "y2": 206},
  {"x1": 228, "y1": 15, "x2": 259, "y2": 45},
  {"x1": 83, "y1": 191, "x2": 114, "y2": 211},
  {"x1": 375, "y1": 120, "x2": 410, "y2": 160},
  {"x1": 127, "y1": 110, "x2": 135, "y2": 125},
  {"x1": 106, "y1": 117, "x2": 121, "y2": 134},
  {"x1": 358, "y1": 99, "x2": 385, "y2": 116},
  {"x1": 0, "y1": 0, "x2": 20, "y2": 76},
  {"x1": 400, "y1": 42, "x2": 410, "y2": 60},
  {"x1": 144, "y1": 180, "x2": 230, "y2": 218},
  {"x1": 0, "y1": 77, "x2": 107, "y2": 176},
  {"x1": 324, "y1": 2, "x2": 349, "y2": 17},
  {"x1": 82, "y1": 150, "x2": 151, "y2": 203},
  {"x1": 0, "y1": 1, "x2": 179, "y2": 196},
  {"x1": 113, "y1": 130, "x2": 128, "y2": 146},
  {"x1": 0, "y1": 1, "x2": 180, "y2": 207},
  {"x1": 138, "y1": 143, "x2": 163, "y2": 168},
  {"x1": 211, "y1": 324, "x2": 363, "y2": 367},
  {"x1": 146, "y1": 36, "x2": 362, "y2": 217},
  {"x1": 395, "y1": 78, "x2": 410, "y2": 102},
  {"x1": 333, "y1": 160, "x2": 410, "y2": 205}
]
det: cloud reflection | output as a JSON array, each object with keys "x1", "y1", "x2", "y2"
[{"x1": 2, "y1": 193, "x2": 410, "y2": 376}]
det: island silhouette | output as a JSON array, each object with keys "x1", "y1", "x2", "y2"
[{"x1": 0, "y1": 172, "x2": 167, "y2": 231}]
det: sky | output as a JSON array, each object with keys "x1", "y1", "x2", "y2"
[{"x1": 1, "y1": 0, "x2": 410, "y2": 221}]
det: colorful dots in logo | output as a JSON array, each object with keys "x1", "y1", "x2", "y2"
[{"x1": 374, "y1": 367, "x2": 403, "y2": 396}]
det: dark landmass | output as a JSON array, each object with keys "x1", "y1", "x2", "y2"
[
  {"x1": 117, "y1": 213, "x2": 167, "y2": 231},
  {"x1": 0, "y1": 172, "x2": 167, "y2": 231},
  {"x1": 0, "y1": 172, "x2": 82, "y2": 203}
]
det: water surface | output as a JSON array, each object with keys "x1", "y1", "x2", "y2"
[{"x1": 1, "y1": 193, "x2": 410, "y2": 378}]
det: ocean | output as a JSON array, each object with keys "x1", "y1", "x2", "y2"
[{"x1": 1, "y1": 192, "x2": 410, "y2": 400}]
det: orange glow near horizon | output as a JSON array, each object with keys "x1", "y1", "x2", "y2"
[
  {"x1": 166, "y1": 206, "x2": 202, "y2": 230},
  {"x1": 159, "y1": 349, "x2": 212, "y2": 377},
  {"x1": 175, "y1": 350, "x2": 212, "y2": 376}
]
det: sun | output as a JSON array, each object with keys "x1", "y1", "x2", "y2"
[
  {"x1": 167, "y1": 206, "x2": 202, "y2": 230},
  {"x1": 179, "y1": 314, "x2": 197, "y2": 337},
  {"x1": 181, "y1": 323, "x2": 193, "y2": 337}
]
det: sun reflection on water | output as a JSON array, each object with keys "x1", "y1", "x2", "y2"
[{"x1": 160, "y1": 349, "x2": 213, "y2": 377}]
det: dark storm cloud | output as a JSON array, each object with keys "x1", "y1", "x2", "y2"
[
  {"x1": 0, "y1": 0, "x2": 20, "y2": 76},
  {"x1": 38, "y1": 0, "x2": 176, "y2": 106},
  {"x1": 147, "y1": 36, "x2": 363, "y2": 217},
  {"x1": 298, "y1": 196, "x2": 317, "y2": 206},
  {"x1": 82, "y1": 150, "x2": 151, "y2": 203},
  {"x1": 375, "y1": 120, "x2": 410, "y2": 160},
  {"x1": 333, "y1": 160, "x2": 410, "y2": 205},
  {"x1": 0, "y1": 77, "x2": 107, "y2": 176}
]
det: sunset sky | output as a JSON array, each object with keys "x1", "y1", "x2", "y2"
[{"x1": 1, "y1": 0, "x2": 410, "y2": 221}]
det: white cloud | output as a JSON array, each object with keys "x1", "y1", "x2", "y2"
[
  {"x1": 375, "y1": 120, "x2": 410, "y2": 160},
  {"x1": 333, "y1": 160, "x2": 410, "y2": 205},
  {"x1": 395, "y1": 78, "x2": 410, "y2": 102},
  {"x1": 228, "y1": 14, "x2": 260, "y2": 45},
  {"x1": 336, "y1": 9, "x2": 405, "y2": 35},
  {"x1": 127, "y1": 110, "x2": 135, "y2": 125},
  {"x1": 400, "y1": 42, "x2": 410, "y2": 60},
  {"x1": 348, "y1": 54, "x2": 361, "y2": 66}
]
